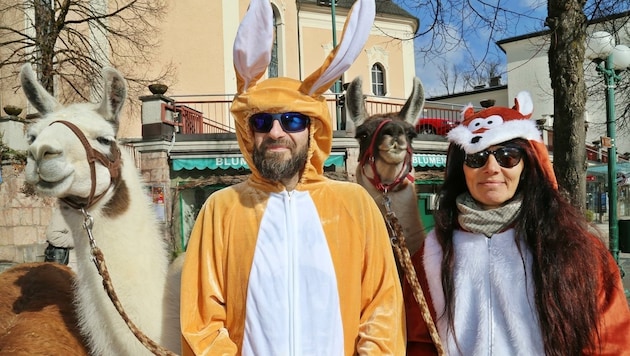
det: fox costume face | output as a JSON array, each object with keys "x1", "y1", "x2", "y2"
[{"x1": 447, "y1": 91, "x2": 557, "y2": 188}]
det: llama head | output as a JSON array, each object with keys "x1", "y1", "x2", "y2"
[
  {"x1": 21, "y1": 64, "x2": 128, "y2": 207},
  {"x1": 347, "y1": 76, "x2": 425, "y2": 166}
]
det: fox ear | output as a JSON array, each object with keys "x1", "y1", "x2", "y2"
[
  {"x1": 299, "y1": 0, "x2": 375, "y2": 97},
  {"x1": 233, "y1": 0, "x2": 274, "y2": 94},
  {"x1": 513, "y1": 91, "x2": 533, "y2": 117}
]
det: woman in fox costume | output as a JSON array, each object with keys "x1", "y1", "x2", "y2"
[{"x1": 405, "y1": 92, "x2": 630, "y2": 355}]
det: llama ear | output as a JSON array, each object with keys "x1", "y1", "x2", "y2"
[
  {"x1": 299, "y1": 0, "x2": 375, "y2": 97},
  {"x1": 20, "y1": 63, "x2": 60, "y2": 115},
  {"x1": 399, "y1": 77, "x2": 425, "y2": 124},
  {"x1": 233, "y1": 0, "x2": 274, "y2": 94},
  {"x1": 97, "y1": 67, "x2": 127, "y2": 128},
  {"x1": 346, "y1": 76, "x2": 368, "y2": 127}
]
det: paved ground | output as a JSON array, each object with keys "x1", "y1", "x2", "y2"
[{"x1": 593, "y1": 223, "x2": 630, "y2": 304}]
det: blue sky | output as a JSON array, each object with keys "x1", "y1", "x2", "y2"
[{"x1": 393, "y1": 0, "x2": 548, "y2": 97}]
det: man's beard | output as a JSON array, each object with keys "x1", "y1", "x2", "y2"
[{"x1": 253, "y1": 139, "x2": 308, "y2": 182}]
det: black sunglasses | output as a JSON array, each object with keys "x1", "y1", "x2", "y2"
[
  {"x1": 464, "y1": 147, "x2": 524, "y2": 168},
  {"x1": 249, "y1": 112, "x2": 310, "y2": 133}
]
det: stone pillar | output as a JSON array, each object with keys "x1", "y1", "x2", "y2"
[
  {"x1": 140, "y1": 94, "x2": 177, "y2": 140},
  {"x1": 0, "y1": 115, "x2": 29, "y2": 151}
]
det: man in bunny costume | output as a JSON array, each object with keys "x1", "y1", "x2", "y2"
[{"x1": 180, "y1": 0, "x2": 405, "y2": 355}]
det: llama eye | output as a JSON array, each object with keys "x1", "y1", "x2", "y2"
[
  {"x1": 27, "y1": 135, "x2": 36, "y2": 144},
  {"x1": 96, "y1": 137, "x2": 112, "y2": 145}
]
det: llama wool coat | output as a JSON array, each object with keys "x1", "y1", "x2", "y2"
[
  {"x1": 180, "y1": 78, "x2": 405, "y2": 356},
  {"x1": 405, "y1": 229, "x2": 630, "y2": 355}
]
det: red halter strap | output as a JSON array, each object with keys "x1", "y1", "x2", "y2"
[{"x1": 359, "y1": 119, "x2": 414, "y2": 193}]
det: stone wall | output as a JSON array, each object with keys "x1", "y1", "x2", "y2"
[
  {"x1": 137, "y1": 149, "x2": 173, "y2": 248},
  {"x1": 0, "y1": 161, "x2": 55, "y2": 270},
  {"x1": 0, "y1": 146, "x2": 176, "y2": 272}
]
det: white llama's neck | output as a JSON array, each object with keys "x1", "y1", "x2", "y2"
[{"x1": 62, "y1": 150, "x2": 177, "y2": 355}]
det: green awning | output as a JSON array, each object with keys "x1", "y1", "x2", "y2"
[
  {"x1": 587, "y1": 162, "x2": 630, "y2": 176},
  {"x1": 413, "y1": 153, "x2": 447, "y2": 168},
  {"x1": 173, "y1": 152, "x2": 346, "y2": 171},
  {"x1": 173, "y1": 152, "x2": 445, "y2": 171}
]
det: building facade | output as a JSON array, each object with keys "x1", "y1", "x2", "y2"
[{"x1": 1, "y1": 1, "x2": 457, "y2": 264}]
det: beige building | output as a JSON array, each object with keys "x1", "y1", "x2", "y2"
[
  {"x1": 0, "y1": 0, "x2": 419, "y2": 137},
  {"x1": 2, "y1": 1, "x2": 456, "y2": 265}
]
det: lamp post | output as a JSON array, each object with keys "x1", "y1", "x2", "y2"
[
  {"x1": 586, "y1": 31, "x2": 630, "y2": 270},
  {"x1": 318, "y1": 0, "x2": 342, "y2": 130}
]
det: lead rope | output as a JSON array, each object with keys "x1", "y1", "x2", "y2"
[
  {"x1": 383, "y1": 196, "x2": 445, "y2": 356},
  {"x1": 81, "y1": 208, "x2": 179, "y2": 356}
]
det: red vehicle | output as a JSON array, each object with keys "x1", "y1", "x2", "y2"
[{"x1": 415, "y1": 117, "x2": 458, "y2": 136}]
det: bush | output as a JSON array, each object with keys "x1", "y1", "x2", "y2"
[{"x1": 584, "y1": 209, "x2": 595, "y2": 222}]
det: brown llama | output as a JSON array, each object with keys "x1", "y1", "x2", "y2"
[
  {"x1": 346, "y1": 76, "x2": 427, "y2": 258},
  {"x1": 0, "y1": 263, "x2": 88, "y2": 355}
]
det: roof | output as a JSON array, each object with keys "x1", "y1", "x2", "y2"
[
  {"x1": 496, "y1": 10, "x2": 630, "y2": 52},
  {"x1": 427, "y1": 84, "x2": 507, "y2": 101}
]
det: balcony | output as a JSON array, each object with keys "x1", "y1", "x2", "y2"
[{"x1": 152, "y1": 94, "x2": 467, "y2": 135}]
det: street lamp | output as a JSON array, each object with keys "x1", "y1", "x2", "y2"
[
  {"x1": 317, "y1": 0, "x2": 343, "y2": 130},
  {"x1": 586, "y1": 31, "x2": 630, "y2": 271}
]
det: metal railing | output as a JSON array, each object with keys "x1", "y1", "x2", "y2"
[{"x1": 163, "y1": 93, "x2": 468, "y2": 135}]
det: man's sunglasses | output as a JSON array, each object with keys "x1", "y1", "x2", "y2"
[
  {"x1": 249, "y1": 112, "x2": 310, "y2": 133},
  {"x1": 464, "y1": 147, "x2": 524, "y2": 169}
]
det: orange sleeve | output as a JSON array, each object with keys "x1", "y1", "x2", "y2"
[
  {"x1": 586, "y1": 251, "x2": 630, "y2": 355},
  {"x1": 180, "y1": 199, "x2": 238, "y2": 356}
]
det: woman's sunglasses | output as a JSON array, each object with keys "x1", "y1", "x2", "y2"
[
  {"x1": 249, "y1": 112, "x2": 310, "y2": 133},
  {"x1": 464, "y1": 146, "x2": 524, "y2": 168}
]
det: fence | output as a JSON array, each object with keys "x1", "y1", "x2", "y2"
[{"x1": 164, "y1": 94, "x2": 468, "y2": 135}]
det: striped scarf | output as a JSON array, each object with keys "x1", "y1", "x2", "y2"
[{"x1": 456, "y1": 193, "x2": 523, "y2": 237}]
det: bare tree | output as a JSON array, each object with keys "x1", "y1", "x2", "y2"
[
  {"x1": 0, "y1": 0, "x2": 174, "y2": 104},
  {"x1": 546, "y1": 0, "x2": 589, "y2": 210},
  {"x1": 437, "y1": 62, "x2": 461, "y2": 94},
  {"x1": 438, "y1": 57, "x2": 502, "y2": 93}
]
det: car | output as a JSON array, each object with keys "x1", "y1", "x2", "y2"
[{"x1": 415, "y1": 117, "x2": 459, "y2": 136}]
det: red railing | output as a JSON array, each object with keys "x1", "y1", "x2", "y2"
[
  {"x1": 177, "y1": 105, "x2": 204, "y2": 134},
  {"x1": 163, "y1": 94, "x2": 468, "y2": 135}
]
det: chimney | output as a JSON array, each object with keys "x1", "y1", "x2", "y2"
[{"x1": 489, "y1": 76, "x2": 501, "y2": 87}]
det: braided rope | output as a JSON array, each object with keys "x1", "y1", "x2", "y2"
[
  {"x1": 386, "y1": 211, "x2": 445, "y2": 356},
  {"x1": 91, "y1": 248, "x2": 179, "y2": 356}
]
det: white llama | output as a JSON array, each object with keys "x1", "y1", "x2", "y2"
[
  {"x1": 19, "y1": 64, "x2": 181, "y2": 355},
  {"x1": 346, "y1": 76, "x2": 427, "y2": 258}
]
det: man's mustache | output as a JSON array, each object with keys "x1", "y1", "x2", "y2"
[{"x1": 260, "y1": 138, "x2": 295, "y2": 150}]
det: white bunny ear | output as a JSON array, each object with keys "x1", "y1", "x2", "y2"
[
  {"x1": 233, "y1": 0, "x2": 274, "y2": 94},
  {"x1": 300, "y1": 0, "x2": 375, "y2": 97}
]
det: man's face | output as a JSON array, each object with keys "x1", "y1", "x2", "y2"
[{"x1": 252, "y1": 117, "x2": 310, "y2": 182}]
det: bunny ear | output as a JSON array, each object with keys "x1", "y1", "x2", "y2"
[
  {"x1": 300, "y1": 0, "x2": 375, "y2": 97},
  {"x1": 233, "y1": 0, "x2": 274, "y2": 94}
]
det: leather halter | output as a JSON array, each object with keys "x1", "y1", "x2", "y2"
[
  {"x1": 359, "y1": 119, "x2": 414, "y2": 193},
  {"x1": 50, "y1": 120, "x2": 122, "y2": 210}
]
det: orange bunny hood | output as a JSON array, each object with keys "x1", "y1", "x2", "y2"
[
  {"x1": 231, "y1": 77, "x2": 333, "y2": 183},
  {"x1": 229, "y1": 0, "x2": 375, "y2": 188}
]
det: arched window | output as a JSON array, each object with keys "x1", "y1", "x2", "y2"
[
  {"x1": 371, "y1": 63, "x2": 386, "y2": 96},
  {"x1": 268, "y1": 5, "x2": 280, "y2": 78}
]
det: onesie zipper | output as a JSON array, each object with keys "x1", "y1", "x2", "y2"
[{"x1": 284, "y1": 191, "x2": 299, "y2": 356}]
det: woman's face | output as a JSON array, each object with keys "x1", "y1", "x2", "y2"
[{"x1": 463, "y1": 144, "x2": 525, "y2": 209}]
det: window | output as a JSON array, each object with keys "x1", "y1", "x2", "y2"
[{"x1": 371, "y1": 63, "x2": 386, "y2": 96}]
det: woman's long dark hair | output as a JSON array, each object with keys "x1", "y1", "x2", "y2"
[{"x1": 434, "y1": 138, "x2": 616, "y2": 355}]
